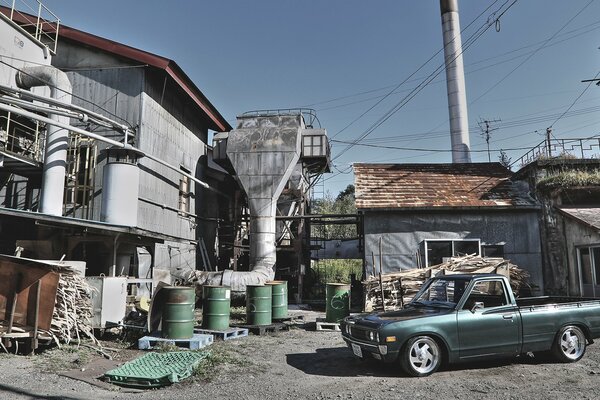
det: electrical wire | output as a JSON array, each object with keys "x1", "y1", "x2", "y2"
[
  {"x1": 470, "y1": 0, "x2": 596, "y2": 105},
  {"x1": 327, "y1": 0, "x2": 504, "y2": 141},
  {"x1": 332, "y1": 0, "x2": 519, "y2": 162}
]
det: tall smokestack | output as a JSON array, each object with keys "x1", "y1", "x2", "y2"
[{"x1": 440, "y1": 0, "x2": 471, "y2": 163}]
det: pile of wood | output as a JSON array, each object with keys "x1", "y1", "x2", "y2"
[
  {"x1": 43, "y1": 266, "x2": 97, "y2": 345},
  {"x1": 363, "y1": 255, "x2": 530, "y2": 312}
]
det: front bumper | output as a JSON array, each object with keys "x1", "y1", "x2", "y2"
[{"x1": 342, "y1": 334, "x2": 399, "y2": 363}]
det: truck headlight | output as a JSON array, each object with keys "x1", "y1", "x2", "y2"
[{"x1": 368, "y1": 331, "x2": 378, "y2": 342}]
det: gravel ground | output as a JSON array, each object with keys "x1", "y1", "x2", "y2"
[{"x1": 1, "y1": 311, "x2": 600, "y2": 400}]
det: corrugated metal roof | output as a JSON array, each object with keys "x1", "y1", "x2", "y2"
[
  {"x1": 354, "y1": 162, "x2": 536, "y2": 210},
  {"x1": 0, "y1": 6, "x2": 231, "y2": 133},
  {"x1": 558, "y1": 207, "x2": 600, "y2": 231}
]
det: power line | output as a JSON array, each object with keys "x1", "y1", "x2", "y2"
[
  {"x1": 549, "y1": 69, "x2": 600, "y2": 128},
  {"x1": 328, "y1": 0, "x2": 503, "y2": 141},
  {"x1": 470, "y1": 0, "x2": 596, "y2": 105},
  {"x1": 332, "y1": 0, "x2": 519, "y2": 162}
]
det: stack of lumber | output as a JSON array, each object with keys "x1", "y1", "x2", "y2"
[
  {"x1": 363, "y1": 255, "x2": 529, "y2": 312},
  {"x1": 44, "y1": 266, "x2": 97, "y2": 345}
]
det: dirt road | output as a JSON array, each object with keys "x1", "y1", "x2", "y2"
[{"x1": 1, "y1": 313, "x2": 599, "y2": 400}]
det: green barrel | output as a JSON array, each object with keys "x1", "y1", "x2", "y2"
[
  {"x1": 202, "y1": 285, "x2": 231, "y2": 331},
  {"x1": 246, "y1": 285, "x2": 272, "y2": 326},
  {"x1": 325, "y1": 283, "x2": 350, "y2": 323},
  {"x1": 161, "y1": 286, "x2": 195, "y2": 339},
  {"x1": 266, "y1": 281, "x2": 288, "y2": 320}
]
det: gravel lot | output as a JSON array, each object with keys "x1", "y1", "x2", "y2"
[{"x1": 1, "y1": 311, "x2": 600, "y2": 400}]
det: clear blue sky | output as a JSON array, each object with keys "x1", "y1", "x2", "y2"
[{"x1": 43, "y1": 0, "x2": 600, "y2": 196}]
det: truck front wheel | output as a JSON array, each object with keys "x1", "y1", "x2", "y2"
[
  {"x1": 400, "y1": 336, "x2": 441, "y2": 377},
  {"x1": 552, "y1": 325, "x2": 586, "y2": 362}
]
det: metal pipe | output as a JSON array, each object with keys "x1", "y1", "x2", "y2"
[
  {"x1": 16, "y1": 66, "x2": 72, "y2": 215},
  {"x1": 0, "y1": 102, "x2": 211, "y2": 190},
  {"x1": 440, "y1": 0, "x2": 471, "y2": 163},
  {"x1": 0, "y1": 83, "x2": 130, "y2": 132}
]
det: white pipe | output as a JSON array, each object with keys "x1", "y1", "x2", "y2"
[
  {"x1": 440, "y1": 0, "x2": 471, "y2": 163},
  {"x1": 0, "y1": 83, "x2": 131, "y2": 132},
  {"x1": 16, "y1": 66, "x2": 72, "y2": 215},
  {"x1": 0, "y1": 102, "x2": 211, "y2": 190}
]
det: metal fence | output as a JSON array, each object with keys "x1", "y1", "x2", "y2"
[{"x1": 512, "y1": 137, "x2": 600, "y2": 168}]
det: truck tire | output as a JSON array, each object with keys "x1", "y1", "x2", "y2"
[
  {"x1": 400, "y1": 336, "x2": 442, "y2": 377},
  {"x1": 551, "y1": 325, "x2": 586, "y2": 363}
]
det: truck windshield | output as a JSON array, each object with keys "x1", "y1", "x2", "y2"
[{"x1": 410, "y1": 278, "x2": 468, "y2": 309}]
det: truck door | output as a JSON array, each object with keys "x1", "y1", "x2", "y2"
[{"x1": 457, "y1": 278, "x2": 521, "y2": 359}]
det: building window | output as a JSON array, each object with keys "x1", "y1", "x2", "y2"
[
  {"x1": 578, "y1": 246, "x2": 600, "y2": 297},
  {"x1": 422, "y1": 239, "x2": 481, "y2": 267},
  {"x1": 178, "y1": 167, "x2": 191, "y2": 215},
  {"x1": 482, "y1": 245, "x2": 505, "y2": 258}
]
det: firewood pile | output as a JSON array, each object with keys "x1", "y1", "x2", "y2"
[
  {"x1": 43, "y1": 266, "x2": 97, "y2": 345},
  {"x1": 363, "y1": 255, "x2": 529, "y2": 312}
]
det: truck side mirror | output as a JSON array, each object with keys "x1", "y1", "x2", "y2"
[{"x1": 471, "y1": 302, "x2": 484, "y2": 313}]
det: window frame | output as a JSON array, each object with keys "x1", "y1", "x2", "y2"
[{"x1": 422, "y1": 239, "x2": 481, "y2": 267}]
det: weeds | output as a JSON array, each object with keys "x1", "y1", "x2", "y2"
[
  {"x1": 193, "y1": 344, "x2": 252, "y2": 381},
  {"x1": 537, "y1": 169, "x2": 600, "y2": 192}
]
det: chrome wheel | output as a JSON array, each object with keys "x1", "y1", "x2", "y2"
[
  {"x1": 407, "y1": 337, "x2": 440, "y2": 375},
  {"x1": 558, "y1": 326, "x2": 585, "y2": 361}
]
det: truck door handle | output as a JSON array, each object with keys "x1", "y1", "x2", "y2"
[{"x1": 502, "y1": 314, "x2": 513, "y2": 320}]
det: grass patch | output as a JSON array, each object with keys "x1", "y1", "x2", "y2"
[
  {"x1": 33, "y1": 343, "x2": 96, "y2": 372},
  {"x1": 537, "y1": 169, "x2": 600, "y2": 192},
  {"x1": 192, "y1": 344, "x2": 252, "y2": 381}
]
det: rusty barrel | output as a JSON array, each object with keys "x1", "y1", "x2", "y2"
[
  {"x1": 325, "y1": 283, "x2": 350, "y2": 323},
  {"x1": 202, "y1": 285, "x2": 231, "y2": 331},
  {"x1": 161, "y1": 286, "x2": 195, "y2": 339},
  {"x1": 246, "y1": 284, "x2": 272, "y2": 326},
  {"x1": 266, "y1": 280, "x2": 288, "y2": 320}
]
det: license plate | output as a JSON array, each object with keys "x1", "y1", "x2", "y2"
[{"x1": 351, "y1": 343, "x2": 363, "y2": 358}]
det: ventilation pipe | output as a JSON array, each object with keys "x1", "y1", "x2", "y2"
[
  {"x1": 189, "y1": 114, "x2": 302, "y2": 292},
  {"x1": 440, "y1": 0, "x2": 471, "y2": 163},
  {"x1": 16, "y1": 66, "x2": 72, "y2": 215}
]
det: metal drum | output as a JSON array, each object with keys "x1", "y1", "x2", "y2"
[
  {"x1": 202, "y1": 285, "x2": 231, "y2": 331},
  {"x1": 266, "y1": 281, "x2": 288, "y2": 320},
  {"x1": 325, "y1": 283, "x2": 350, "y2": 323},
  {"x1": 161, "y1": 286, "x2": 195, "y2": 339},
  {"x1": 246, "y1": 284, "x2": 272, "y2": 326}
]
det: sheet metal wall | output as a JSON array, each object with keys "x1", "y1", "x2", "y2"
[
  {"x1": 362, "y1": 210, "x2": 543, "y2": 293},
  {"x1": 562, "y1": 217, "x2": 600, "y2": 297}
]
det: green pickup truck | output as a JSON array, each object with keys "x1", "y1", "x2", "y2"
[{"x1": 341, "y1": 273, "x2": 600, "y2": 377}]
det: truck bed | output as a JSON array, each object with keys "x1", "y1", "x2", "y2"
[{"x1": 516, "y1": 296, "x2": 600, "y2": 308}]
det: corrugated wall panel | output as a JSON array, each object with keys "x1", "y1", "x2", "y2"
[{"x1": 362, "y1": 210, "x2": 544, "y2": 293}]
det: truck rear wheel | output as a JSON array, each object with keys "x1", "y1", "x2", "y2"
[
  {"x1": 400, "y1": 336, "x2": 441, "y2": 377},
  {"x1": 552, "y1": 325, "x2": 586, "y2": 362}
]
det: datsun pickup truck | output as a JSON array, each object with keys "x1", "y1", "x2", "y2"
[{"x1": 341, "y1": 273, "x2": 600, "y2": 377}]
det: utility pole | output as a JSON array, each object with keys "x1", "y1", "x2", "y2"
[
  {"x1": 477, "y1": 118, "x2": 501, "y2": 162},
  {"x1": 546, "y1": 127, "x2": 552, "y2": 157}
]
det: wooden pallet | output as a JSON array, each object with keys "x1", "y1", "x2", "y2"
[
  {"x1": 194, "y1": 327, "x2": 249, "y2": 341},
  {"x1": 138, "y1": 333, "x2": 213, "y2": 350},
  {"x1": 273, "y1": 315, "x2": 305, "y2": 323},
  {"x1": 233, "y1": 322, "x2": 289, "y2": 336},
  {"x1": 315, "y1": 318, "x2": 341, "y2": 332}
]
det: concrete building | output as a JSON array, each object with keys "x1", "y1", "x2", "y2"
[
  {"x1": 515, "y1": 158, "x2": 600, "y2": 296},
  {"x1": 354, "y1": 162, "x2": 544, "y2": 294}
]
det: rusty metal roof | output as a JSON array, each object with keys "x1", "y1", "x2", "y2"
[
  {"x1": 354, "y1": 162, "x2": 536, "y2": 210},
  {"x1": 557, "y1": 207, "x2": 600, "y2": 231}
]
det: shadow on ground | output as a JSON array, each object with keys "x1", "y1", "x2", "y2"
[
  {"x1": 286, "y1": 346, "x2": 401, "y2": 377},
  {"x1": 0, "y1": 383, "x2": 83, "y2": 400},
  {"x1": 287, "y1": 347, "x2": 559, "y2": 378}
]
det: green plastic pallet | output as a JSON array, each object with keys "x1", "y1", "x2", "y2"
[{"x1": 104, "y1": 351, "x2": 209, "y2": 388}]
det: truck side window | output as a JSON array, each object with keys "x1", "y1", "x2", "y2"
[{"x1": 462, "y1": 280, "x2": 508, "y2": 310}]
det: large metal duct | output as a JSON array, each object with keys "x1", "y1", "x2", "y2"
[
  {"x1": 440, "y1": 0, "x2": 471, "y2": 163},
  {"x1": 191, "y1": 114, "x2": 302, "y2": 292},
  {"x1": 15, "y1": 66, "x2": 72, "y2": 215}
]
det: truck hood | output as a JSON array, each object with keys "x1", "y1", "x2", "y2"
[{"x1": 350, "y1": 306, "x2": 454, "y2": 328}]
